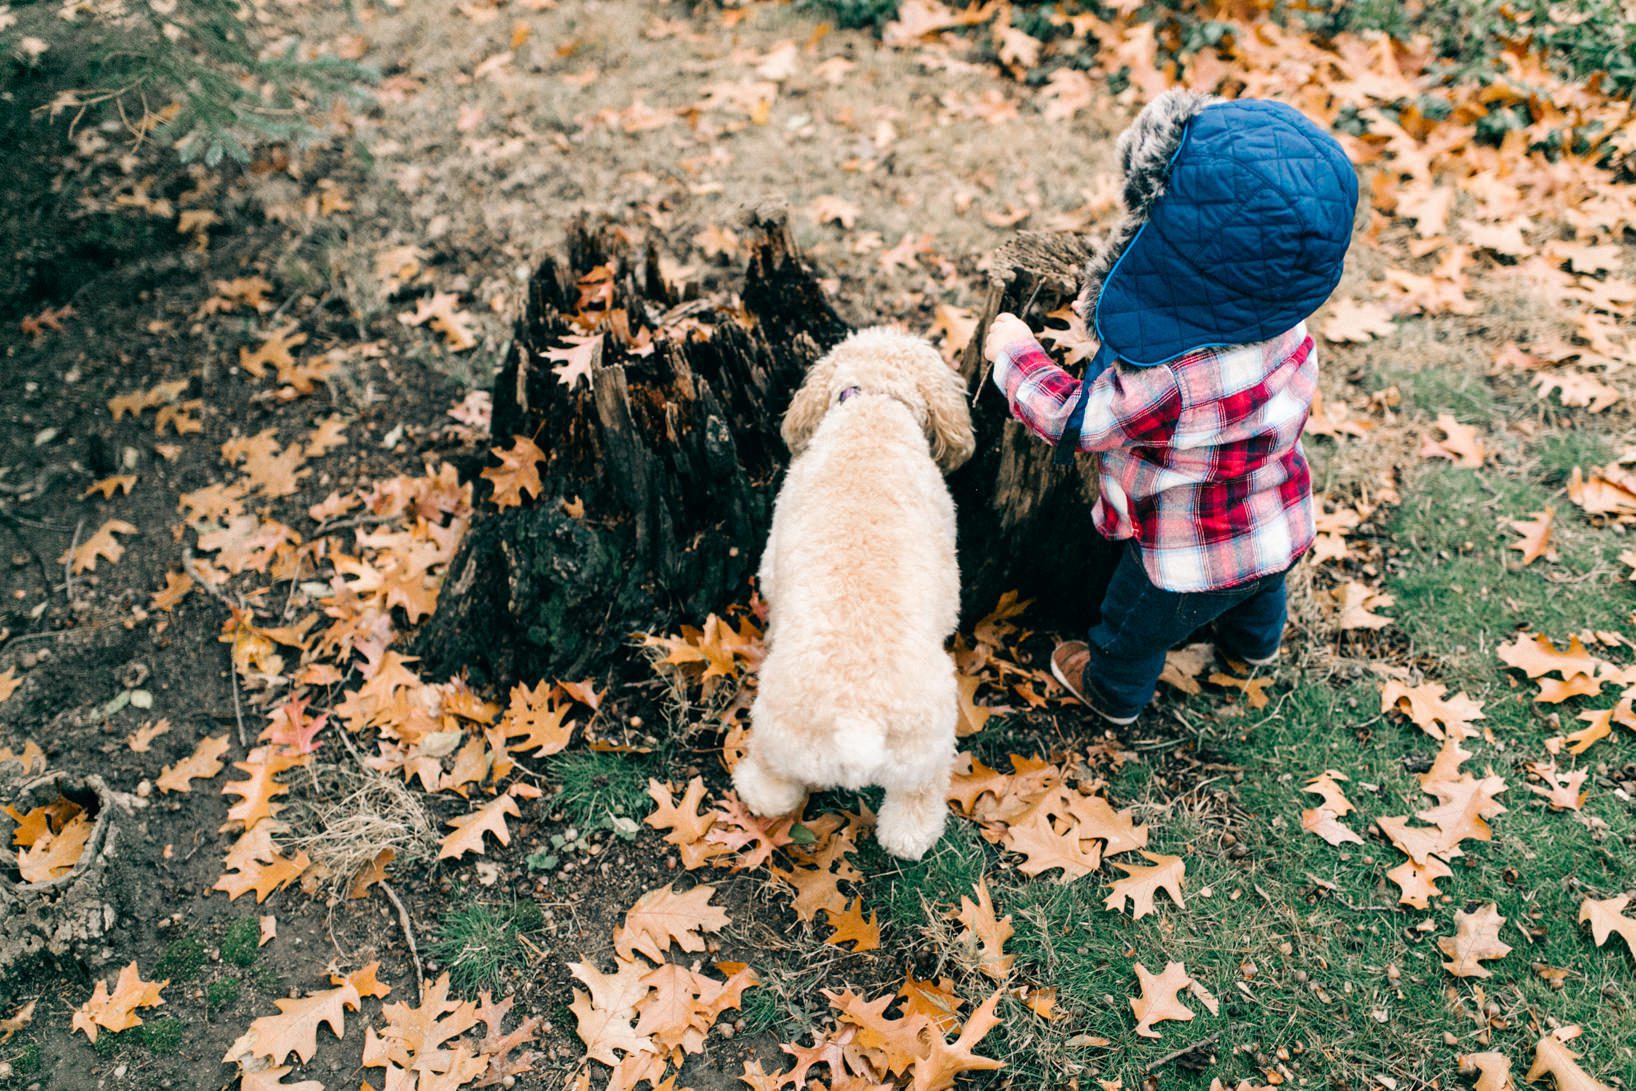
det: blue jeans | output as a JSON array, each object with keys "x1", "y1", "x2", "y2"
[{"x1": 1082, "y1": 539, "x2": 1291, "y2": 718}]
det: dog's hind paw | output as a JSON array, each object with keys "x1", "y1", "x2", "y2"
[
  {"x1": 732, "y1": 752, "x2": 806, "y2": 817},
  {"x1": 876, "y1": 789, "x2": 948, "y2": 861}
]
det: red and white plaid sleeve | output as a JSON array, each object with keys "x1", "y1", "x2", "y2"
[{"x1": 989, "y1": 333, "x2": 1183, "y2": 453}]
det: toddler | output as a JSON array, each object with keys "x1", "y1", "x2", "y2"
[{"x1": 983, "y1": 89, "x2": 1358, "y2": 723}]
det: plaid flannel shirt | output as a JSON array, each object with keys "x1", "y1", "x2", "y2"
[{"x1": 991, "y1": 323, "x2": 1318, "y2": 592}]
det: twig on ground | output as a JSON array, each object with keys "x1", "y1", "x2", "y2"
[
  {"x1": 181, "y1": 548, "x2": 241, "y2": 610},
  {"x1": 64, "y1": 517, "x2": 84, "y2": 605},
  {"x1": 380, "y1": 881, "x2": 425, "y2": 1005},
  {"x1": 312, "y1": 513, "x2": 397, "y2": 538},
  {"x1": 1145, "y1": 1032, "x2": 1220, "y2": 1073},
  {"x1": 228, "y1": 647, "x2": 247, "y2": 748}
]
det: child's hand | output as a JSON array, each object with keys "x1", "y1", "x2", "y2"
[{"x1": 984, "y1": 312, "x2": 1033, "y2": 364}]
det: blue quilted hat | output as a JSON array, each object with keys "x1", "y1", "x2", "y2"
[{"x1": 1058, "y1": 92, "x2": 1358, "y2": 459}]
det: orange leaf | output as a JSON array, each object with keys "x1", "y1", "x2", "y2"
[
  {"x1": 62, "y1": 519, "x2": 138, "y2": 574},
  {"x1": 1131, "y1": 961, "x2": 1195, "y2": 1038},
  {"x1": 1321, "y1": 298, "x2": 1397, "y2": 343},
  {"x1": 438, "y1": 784, "x2": 532, "y2": 860},
  {"x1": 952, "y1": 879, "x2": 1014, "y2": 980},
  {"x1": 1103, "y1": 852, "x2": 1186, "y2": 919},
  {"x1": 613, "y1": 882, "x2": 731, "y2": 964},
  {"x1": 1438, "y1": 903, "x2": 1513, "y2": 978},
  {"x1": 497, "y1": 679, "x2": 574, "y2": 755},
  {"x1": 0, "y1": 668, "x2": 19, "y2": 704},
  {"x1": 481, "y1": 436, "x2": 545, "y2": 510},
  {"x1": 1578, "y1": 894, "x2": 1636, "y2": 959},
  {"x1": 822, "y1": 896, "x2": 881, "y2": 953},
  {"x1": 156, "y1": 734, "x2": 230, "y2": 793},
  {"x1": 1419, "y1": 413, "x2": 1485, "y2": 468},
  {"x1": 223, "y1": 977, "x2": 362, "y2": 1066},
  {"x1": 80, "y1": 474, "x2": 137, "y2": 500},
  {"x1": 71, "y1": 963, "x2": 166, "y2": 1043},
  {"x1": 17, "y1": 809, "x2": 92, "y2": 883},
  {"x1": 398, "y1": 291, "x2": 477, "y2": 351},
  {"x1": 1524, "y1": 1029, "x2": 1614, "y2": 1091}
]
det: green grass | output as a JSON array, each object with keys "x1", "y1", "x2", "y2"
[
  {"x1": 1387, "y1": 461, "x2": 1633, "y2": 691},
  {"x1": 206, "y1": 976, "x2": 241, "y2": 1013},
  {"x1": 155, "y1": 934, "x2": 207, "y2": 984},
  {"x1": 220, "y1": 917, "x2": 262, "y2": 969},
  {"x1": 429, "y1": 899, "x2": 544, "y2": 997},
  {"x1": 546, "y1": 750, "x2": 653, "y2": 834},
  {"x1": 801, "y1": 0, "x2": 1636, "y2": 97}
]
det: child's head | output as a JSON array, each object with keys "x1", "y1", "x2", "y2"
[{"x1": 1077, "y1": 90, "x2": 1358, "y2": 368}]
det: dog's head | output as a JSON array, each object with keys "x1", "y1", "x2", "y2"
[{"x1": 780, "y1": 327, "x2": 976, "y2": 474}]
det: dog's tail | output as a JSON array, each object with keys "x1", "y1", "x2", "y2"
[{"x1": 830, "y1": 716, "x2": 888, "y2": 789}]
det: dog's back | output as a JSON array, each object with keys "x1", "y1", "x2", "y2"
[{"x1": 752, "y1": 394, "x2": 959, "y2": 791}]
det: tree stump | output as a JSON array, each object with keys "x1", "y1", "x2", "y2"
[
  {"x1": 0, "y1": 770, "x2": 137, "y2": 981},
  {"x1": 950, "y1": 231, "x2": 1104, "y2": 629},
  {"x1": 415, "y1": 208, "x2": 847, "y2": 685},
  {"x1": 417, "y1": 215, "x2": 1107, "y2": 685}
]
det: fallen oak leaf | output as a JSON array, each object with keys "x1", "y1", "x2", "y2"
[
  {"x1": 80, "y1": 474, "x2": 136, "y2": 500},
  {"x1": 1524, "y1": 1028, "x2": 1614, "y2": 1091},
  {"x1": 1577, "y1": 894, "x2": 1636, "y2": 959},
  {"x1": 613, "y1": 882, "x2": 731, "y2": 964},
  {"x1": 1439, "y1": 903, "x2": 1513, "y2": 978},
  {"x1": 1526, "y1": 762, "x2": 1587, "y2": 811},
  {"x1": 1380, "y1": 680, "x2": 1486, "y2": 741},
  {"x1": 127, "y1": 718, "x2": 172, "y2": 753},
  {"x1": 1207, "y1": 670, "x2": 1273, "y2": 708},
  {"x1": 1508, "y1": 508, "x2": 1556, "y2": 566},
  {"x1": 62, "y1": 518, "x2": 138, "y2": 574},
  {"x1": 0, "y1": 668, "x2": 19, "y2": 703},
  {"x1": 1130, "y1": 961, "x2": 1195, "y2": 1039},
  {"x1": 823, "y1": 896, "x2": 881, "y2": 953},
  {"x1": 398, "y1": 291, "x2": 478, "y2": 351},
  {"x1": 16, "y1": 810, "x2": 92, "y2": 883},
  {"x1": 908, "y1": 984, "x2": 1005, "y2": 1091},
  {"x1": 156, "y1": 733, "x2": 230, "y2": 793},
  {"x1": 1420, "y1": 413, "x2": 1485, "y2": 468},
  {"x1": 481, "y1": 436, "x2": 546, "y2": 510},
  {"x1": 953, "y1": 879, "x2": 1014, "y2": 981},
  {"x1": 0, "y1": 999, "x2": 35, "y2": 1044},
  {"x1": 438, "y1": 783, "x2": 540, "y2": 860},
  {"x1": 71, "y1": 962, "x2": 167, "y2": 1043},
  {"x1": 1329, "y1": 581, "x2": 1395, "y2": 631},
  {"x1": 1104, "y1": 852, "x2": 1186, "y2": 919},
  {"x1": 547, "y1": 333, "x2": 603, "y2": 391},
  {"x1": 1459, "y1": 1051, "x2": 1514, "y2": 1091},
  {"x1": 1321, "y1": 298, "x2": 1397, "y2": 344},
  {"x1": 1386, "y1": 856, "x2": 1452, "y2": 910},
  {"x1": 223, "y1": 977, "x2": 362, "y2": 1066}
]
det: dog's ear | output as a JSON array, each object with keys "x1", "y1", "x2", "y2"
[
  {"x1": 922, "y1": 354, "x2": 976, "y2": 474},
  {"x1": 780, "y1": 352, "x2": 838, "y2": 457}
]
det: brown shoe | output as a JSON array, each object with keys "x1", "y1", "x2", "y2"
[{"x1": 1049, "y1": 641, "x2": 1140, "y2": 726}]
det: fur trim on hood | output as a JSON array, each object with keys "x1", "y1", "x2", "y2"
[{"x1": 1075, "y1": 89, "x2": 1220, "y2": 321}]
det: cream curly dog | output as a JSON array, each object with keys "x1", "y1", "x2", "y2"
[{"x1": 732, "y1": 327, "x2": 976, "y2": 860}]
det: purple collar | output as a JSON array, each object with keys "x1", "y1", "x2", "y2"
[{"x1": 837, "y1": 385, "x2": 863, "y2": 403}]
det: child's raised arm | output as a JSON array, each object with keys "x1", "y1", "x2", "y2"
[{"x1": 983, "y1": 312, "x2": 1181, "y2": 454}]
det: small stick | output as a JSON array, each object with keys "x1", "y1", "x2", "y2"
[
  {"x1": 379, "y1": 880, "x2": 425, "y2": 1004},
  {"x1": 64, "y1": 517, "x2": 84, "y2": 605},
  {"x1": 228, "y1": 646, "x2": 248, "y2": 749},
  {"x1": 1145, "y1": 1032, "x2": 1220, "y2": 1073}
]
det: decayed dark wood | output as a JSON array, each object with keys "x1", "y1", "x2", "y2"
[
  {"x1": 949, "y1": 231, "x2": 1105, "y2": 629},
  {"x1": 1, "y1": 769, "x2": 137, "y2": 981},
  {"x1": 416, "y1": 209, "x2": 846, "y2": 685},
  {"x1": 418, "y1": 215, "x2": 1110, "y2": 686}
]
